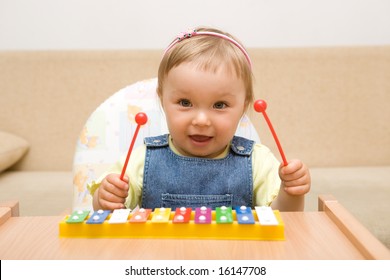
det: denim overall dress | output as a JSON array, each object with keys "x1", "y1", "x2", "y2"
[{"x1": 141, "y1": 134, "x2": 254, "y2": 209}]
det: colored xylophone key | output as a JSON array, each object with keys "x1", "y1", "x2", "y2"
[
  {"x1": 108, "y1": 209, "x2": 131, "y2": 224},
  {"x1": 194, "y1": 206, "x2": 212, "y2": 224},
  {"x1": 215, "y1": 206, "x2": 233, "y2": 224},
  {"x1": 151, "y1": 207, "x2": 171, "y2": 223},
  {"x1": 66, "y1": 210, "x2": 90, "y2": 223},
  {"x1": 235, "y1": 205, "x2": 255, "y2": 224},
  {"x1": 255, "y1": 206, "x2": 279, "y2": 225},
  {"x1": 86, "y1": 209, "x2": 111, "y2": 224},
  {"x1": 129, "y1": 208, "x2": 152, "y2": 223},
  {"x1": 173, "y1": 207, "x2": 192, "y2": 223}
]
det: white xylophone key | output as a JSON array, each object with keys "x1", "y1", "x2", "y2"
[
  {"x1": 108, "y1": 209, "x2": 131, "y2": 224},
  {"x1": 255, "y1": 206, "x2": 279, "y2": 225}
]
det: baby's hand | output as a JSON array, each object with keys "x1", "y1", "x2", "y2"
[
  {"x1": 96, "y1": 173, "x2": 129, "y2": 210},
  {"x1": 279, "y1": 159, "x2": 311, "y2": 196}
]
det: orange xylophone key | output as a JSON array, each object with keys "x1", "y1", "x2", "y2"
[{"x1": 129, "y1": 208, "x2": 152, "y2": 223}]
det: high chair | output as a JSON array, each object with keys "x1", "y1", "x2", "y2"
[{"x1": 71, "y1": 78, "x2": 260, "y2": 211}]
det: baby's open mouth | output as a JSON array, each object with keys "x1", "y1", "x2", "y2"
[{"x1": 189, "y1": 135, "x2": 213, "y2": 143}]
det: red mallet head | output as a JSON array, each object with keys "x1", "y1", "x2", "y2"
[
  {"x1": 254, "y1": 99, "x2": 267, "y2": 113},
  {"x1": 135, "y1": 112, "x2": 148, "y2": 125}
]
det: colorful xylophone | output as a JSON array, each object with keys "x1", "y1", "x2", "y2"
[{"x1": 59, "y1": 206, "x2": 284, "y2": 240}]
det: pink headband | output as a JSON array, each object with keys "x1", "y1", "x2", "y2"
[{"x1": 164, "y1": 29, "x2": 252, "y2": 69}]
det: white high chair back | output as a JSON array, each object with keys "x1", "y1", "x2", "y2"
[{"x1": 72, "y1": 78, "x2": 260, "y2": 211}]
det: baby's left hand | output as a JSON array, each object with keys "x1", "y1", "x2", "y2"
[{"x1": 279, "y1": 159, "x2": 311, "y2": 196}]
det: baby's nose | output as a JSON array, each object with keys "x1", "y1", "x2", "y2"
[{"x1": 192, "y1": 111, "x2": 211, "y2": 126}]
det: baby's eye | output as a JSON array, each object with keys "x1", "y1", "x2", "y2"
[
  {"x1": 213, "y1": 102, "x2": 227, "y2": 109},
  {"x1": 178, "y1": 99, "x2": 192, "y2": 107}
]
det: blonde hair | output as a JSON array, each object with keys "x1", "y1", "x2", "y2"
[{"x1": 157, "y1": 27, "x2": 254, "y2": 110}]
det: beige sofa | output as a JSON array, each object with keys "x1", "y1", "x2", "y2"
[{"x1": 1, "y1": 47, "x2": 389, "y2": 248}]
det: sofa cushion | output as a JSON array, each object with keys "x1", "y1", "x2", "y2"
[
  {"x1": 306, "y1": 166, "x2": 390, "y2": 249},
  {"x1": 0, "y1": 131, "x2": 29, "y2": 172},
  {"x1": 0, "y1": 171, "x2": 72, "y2": 216}
]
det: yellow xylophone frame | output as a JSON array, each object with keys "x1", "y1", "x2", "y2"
[{"x1": 59, "y1": 210, "x2": 285, "y2": 240}]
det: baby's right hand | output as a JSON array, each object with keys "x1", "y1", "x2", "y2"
[{"x1": 96, "y1": 173, "x2": 129, "y2": 210}]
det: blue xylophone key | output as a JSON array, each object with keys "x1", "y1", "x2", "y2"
[
  {"x1": 235, "y1": 206, "x2": 255, "y2": 224},
  {"x1": 86, "y1": 209, "x2": 111, "y2": 224}
]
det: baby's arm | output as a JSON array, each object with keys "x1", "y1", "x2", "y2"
[
  {"x1": 271, "y1": 159, "x2": 311, "y2": 211},
  {"x1": 92, "y1": 173, "x2": 129, "y2": 210}
]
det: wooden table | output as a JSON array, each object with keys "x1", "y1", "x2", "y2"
[{"x1": 0, "y1": 196, "x2": 389, "y2": 260}]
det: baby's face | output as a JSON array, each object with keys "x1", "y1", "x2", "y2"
[{"x1": 160, "y1": 62, "x2": 246, "y2": 158}]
